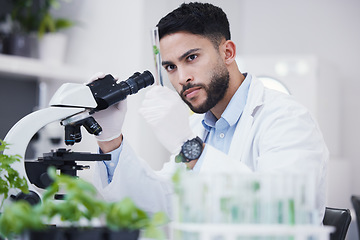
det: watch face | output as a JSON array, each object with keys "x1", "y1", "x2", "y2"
[{"x1": 182, "y1": 139, "x2": 202, "y2": 160}]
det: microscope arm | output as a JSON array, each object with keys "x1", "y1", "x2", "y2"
[{"x1": 3, "y1": 107, "x2": 86, "y2": 191}]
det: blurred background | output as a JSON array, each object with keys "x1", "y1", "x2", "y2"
[{"x1": 0, "y1": 0, "x2": 359, "y2": 238}]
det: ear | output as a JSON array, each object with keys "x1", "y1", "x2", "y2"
[{"x1": 222, "y1": 40, "x2": 236, "y2": 65}]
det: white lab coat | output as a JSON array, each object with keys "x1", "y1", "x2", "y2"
[{"x1": 92, "y1": 75, "x2": 328, "y2": 223}]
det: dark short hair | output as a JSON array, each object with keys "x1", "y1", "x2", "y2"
[{"x1": 157, "y1": 2, "x2": 231, "y2": 47}]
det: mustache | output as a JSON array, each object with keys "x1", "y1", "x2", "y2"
[{"x1": 180, "y1": 83, "x2": 205, "y2": 96}]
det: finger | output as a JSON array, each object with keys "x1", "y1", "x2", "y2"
[
  {"x1": 89, "y1": 72, "x2": 106, "y2": 81},
  {"x1": 113, "y1": 75, "x2": 119, "y2": 81}
]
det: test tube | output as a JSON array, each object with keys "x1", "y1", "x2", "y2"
[{"x1": 151, "y1": 27, "x2": 164, "y2": 86}]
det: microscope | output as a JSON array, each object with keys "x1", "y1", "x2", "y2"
[{"x1": 2, "y1": 71, "x2": 154, "y2": 205}]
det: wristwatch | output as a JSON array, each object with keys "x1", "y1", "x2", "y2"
[{"x1": 175, "y1": 136, "x2": 204, "y2": 163}]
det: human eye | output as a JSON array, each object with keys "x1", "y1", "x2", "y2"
[
  {"x1": 164, "y1": 64, "x2": 176, "y2": 72},
  {"x1": 187, "y1": 54, "x2": 198, "y2": 62}
]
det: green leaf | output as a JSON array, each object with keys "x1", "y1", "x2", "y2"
[
  {"x1": 0, "y1": 201, "x2": 45, "y2": 238},
  {"x1": 0, "y1": 140, "x2": 29, "y2": 209},
  {"x1": 0, "y1": 148, "x2": 167, "y2": 237},
  {"x1": 0, "y1": 139, "x2": 7, "y2": 151},
  {"x1": 55, "y1": 18, "x2": 74, "y2": 30},
  {"x1": 42, "y1": 183, "x2": 59, "y2": 201},
  {"x1": 151, "y1": 212, "x2": 167, "y2": 226},
  {"x1": 143, "y1": 225, "x2": 166, "y2": 240}
]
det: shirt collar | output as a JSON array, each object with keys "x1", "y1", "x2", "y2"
[{"x1": 202, "y1": 73, "x2": 252, "y2": 130}]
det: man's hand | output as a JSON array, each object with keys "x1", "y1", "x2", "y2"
[
  {"x1": 88, "y1": 72, "x2": 127, "y2": 148},
  {"x1": 139, "y1": 86, "x2": 196, "y2": 154}
]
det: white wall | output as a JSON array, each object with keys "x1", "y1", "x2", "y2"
[
  {"x1": 54, "y1": 0, "x2": 360, "y2": 217},
  {"x1": 235, "y1": 0, "x2": 360, "y2": 209}
]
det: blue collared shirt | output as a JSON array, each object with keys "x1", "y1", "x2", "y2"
[{"x1": 193, "y1": 73, "x2": 251, "y2": 171}]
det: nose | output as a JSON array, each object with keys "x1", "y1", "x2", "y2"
[{"x1": 178, "y1": 68, "x2": 194, "y2": 86}]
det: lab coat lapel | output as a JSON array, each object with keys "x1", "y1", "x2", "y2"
[{"x1": 227, "y1": 75, "x2": 265, "y2": 162}]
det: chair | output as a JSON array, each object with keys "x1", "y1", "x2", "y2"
[
  {"x1": 323, "y1": 207, "x2": 352, "y2": 240},
  {"x1": 351, "y1": 195, "x2": 360, "y2": 239}
]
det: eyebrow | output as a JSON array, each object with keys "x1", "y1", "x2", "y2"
[{"x1": 161, "y1": 48, "x2": 201, "y2": 66}]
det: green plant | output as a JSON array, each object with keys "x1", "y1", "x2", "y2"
[
  {"x1": 0, "y1": 167, "x2": 168, "y2": 239},
  {"x1": 38, "y1": 9, "x2": 74, "y2": 38},
  {"x1": 0, "y1": 139, "x2": 29, "y2": 209},
  {"x1": 41, "y1": 167, "x2": 107, "y2": 224},
  {"x1": 9, "y1": 0, "x2": 74, "y2": 36},
  {"x1": 0, "y1": 201, "x2": 44, "y2": 239},
  {"x1": 106, "y1": 198, "x2": 167, "y2": 239},
  {"x1": 10, "y1": 0, "x2": 43, "y2": 33},
  {"x1": 37, "y1": 0, "x2": 74, "y2": 38}
]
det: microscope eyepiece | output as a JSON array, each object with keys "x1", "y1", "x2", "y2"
[
  {"x1": 87, "y1": 70, "x2": 154, "y2": 111},
  {"x1": 63, "y1": 70, "x2": 154, "y2": 146}
]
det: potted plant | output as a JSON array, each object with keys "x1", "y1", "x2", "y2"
[
  {"x1": 0, "y1": 0, "x2": 39, "y2": 56},
  {"x1": 1, "y1": 0, "x2": 74, "y2": 59},
  {"x1": 36, "y1": 0, "x2": 75, "y2": 64},
  {"x1": 0, "y1": 167, "x2": 167, "y2": 240},
  {"x1": 37, "y1": 0, "x2": 74, "y2": 38},
  {"x1": 0, "y1": 139, "x2": 29, "y2": 210},
  {"x1": 0, "y1": 139, "x2": 31, "y2": 240}
]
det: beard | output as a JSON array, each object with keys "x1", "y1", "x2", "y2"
[{"x1": 180, "y1": 64, "x2": 230, "y2": 114}]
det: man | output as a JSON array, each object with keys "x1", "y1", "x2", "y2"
[{"x1": 91, "y1": 2, "x2": 328, "y2": 223}]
